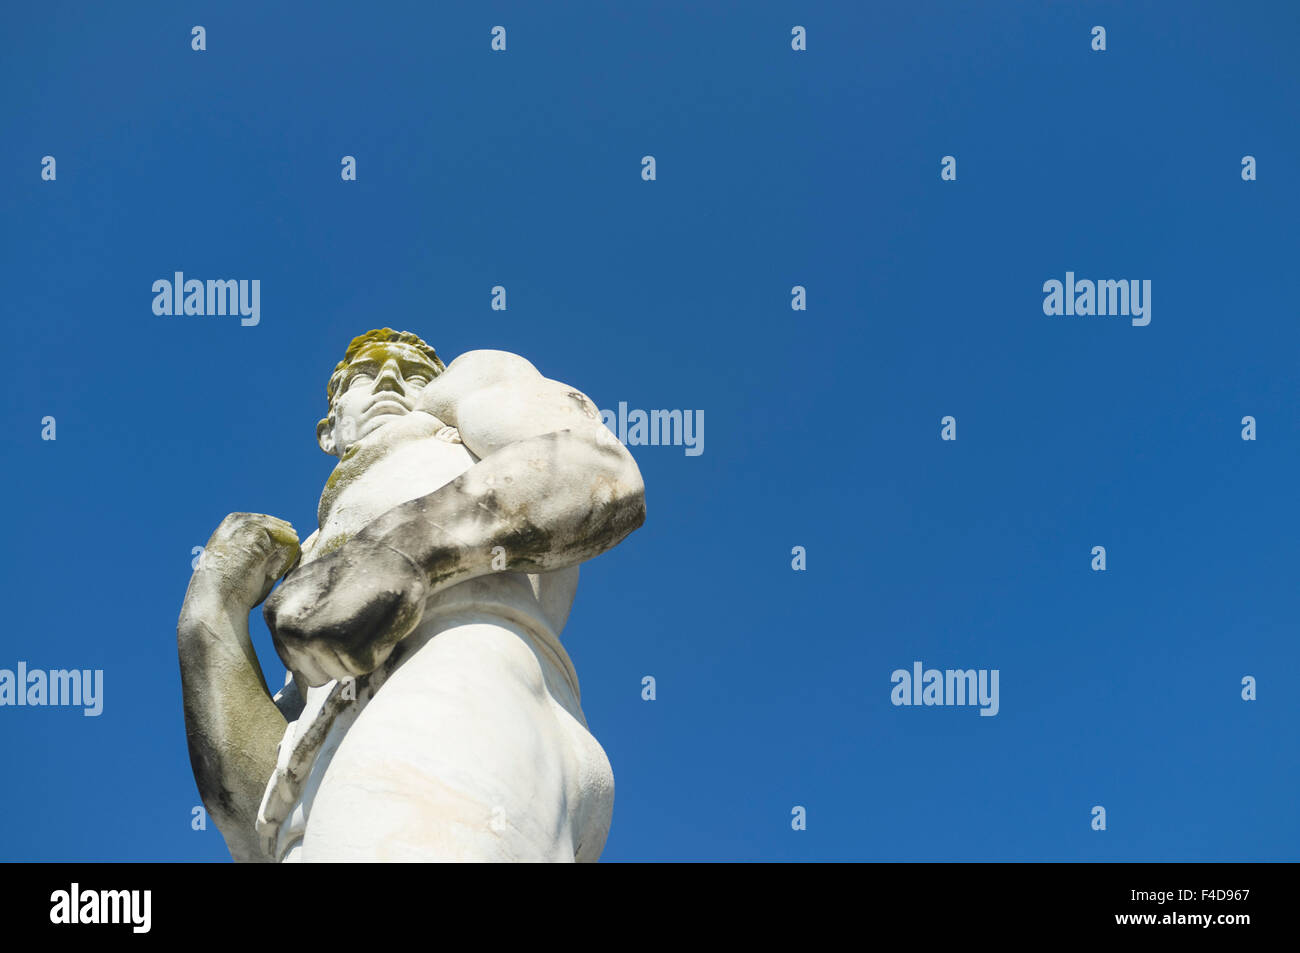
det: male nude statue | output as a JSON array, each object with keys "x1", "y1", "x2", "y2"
[{"x1": 177, "y1": 329, "x2": 645, "y2": 862}]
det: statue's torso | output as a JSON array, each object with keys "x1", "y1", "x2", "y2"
[{"x1": 256, "y1": 410, "x2": 592, "y2": 861}]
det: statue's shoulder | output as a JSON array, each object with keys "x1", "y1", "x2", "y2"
[
  {"x1": 444, "y1": 349, "x2": 539, "y2": 379},
  {"x1": 415, "y1": 349, "x2": 546, "y2": 423},
  {"x1": 436, "y1": 350, "x2": 545, "y2": 394}
]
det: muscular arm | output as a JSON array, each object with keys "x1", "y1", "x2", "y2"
[
  {"x1": 265, "y1": 351, "x2": 645, "y2": 686},
  {"x1": 390, "y1": 349, "x2": 645, "y2": 573},
  {"x1": 178, "y1": 514, "x2": 301, "y2": 862}
]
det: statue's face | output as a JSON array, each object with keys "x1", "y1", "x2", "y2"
[{"x1": 320, "y1": 341, "x2": 439, "y2": 456}]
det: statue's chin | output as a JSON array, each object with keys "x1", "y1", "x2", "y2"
[
  {"x1": 352, "y1": 411, "x2": 407, "y2": 443},
  {"x1": 336, "y1": 408, "x2": 438, "y2": 458}
]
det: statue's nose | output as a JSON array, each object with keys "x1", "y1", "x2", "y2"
[{"x1": 373, "y1": 360, "x2": 404, "y2": 393}]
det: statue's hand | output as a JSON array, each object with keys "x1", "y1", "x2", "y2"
[
  {"x1": 197, "y1": 513, "x2": 301, "y2": 610},
  {"x1": 263, "y1": 538, "x2": 428, "y2": 687}
]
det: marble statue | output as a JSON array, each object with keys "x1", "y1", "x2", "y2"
[{"x1": 178, "y1": 330, "x2": 646, "y2": 862}]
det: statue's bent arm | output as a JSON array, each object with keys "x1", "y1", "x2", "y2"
[
  {"x1": 265, "y1": 350, "x2": 646, "y2": 686},
  {"x1": 177, "y1": 513, "x2": 301, "y2": 862}
]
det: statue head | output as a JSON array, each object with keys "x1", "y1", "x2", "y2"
[{"x1": 318, "y1": 328, "x2": 446, "y2": 457}]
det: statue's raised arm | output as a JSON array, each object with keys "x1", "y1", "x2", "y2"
[{"x1": 264, "y1": 347, "x2": 645, "y2": 686}]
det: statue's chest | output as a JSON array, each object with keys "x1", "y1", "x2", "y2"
[{"x1": 312, "y1": 420, "x2": 477, "y2": 560}]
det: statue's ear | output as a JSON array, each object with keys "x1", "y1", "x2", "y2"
[{"x1": 317, "y1": 417, "x2": 337, "y2": 456}]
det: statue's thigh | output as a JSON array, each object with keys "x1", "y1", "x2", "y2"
[{"x1": 301, "y1": 621, "x2": 577, "y2": 862}]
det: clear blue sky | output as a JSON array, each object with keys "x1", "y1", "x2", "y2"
[{"x1": 1, "y1": 1, "x2": 1296, "y2": 861}]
